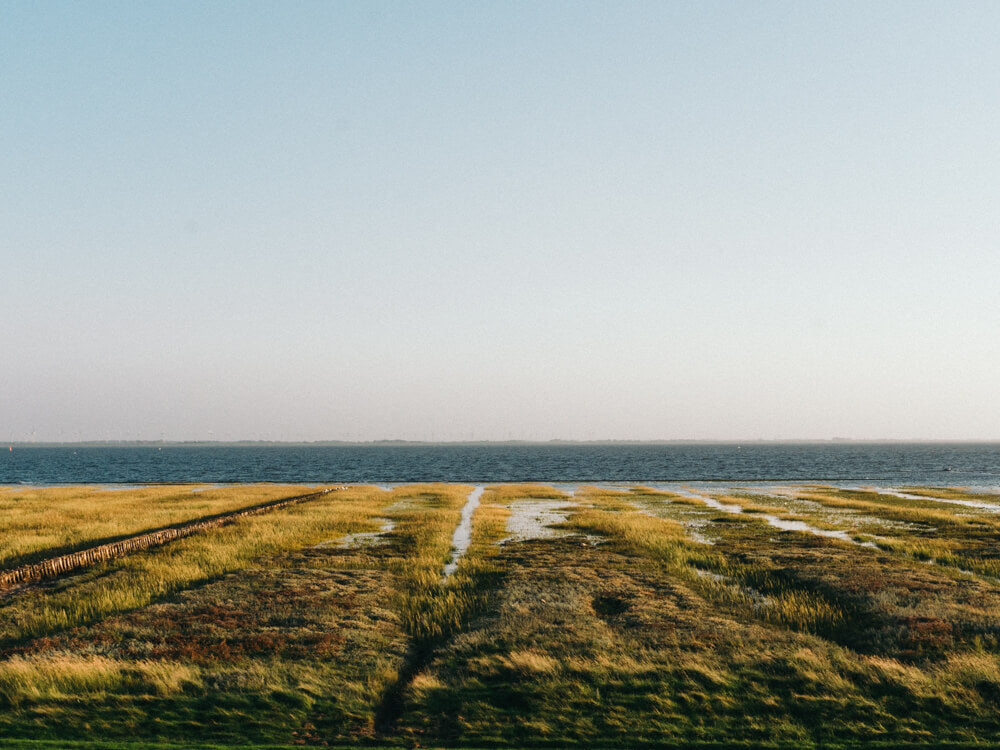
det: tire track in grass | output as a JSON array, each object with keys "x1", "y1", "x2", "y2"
[{"x1": 374, "y1": 485, "x2": 506, "y2": 736}]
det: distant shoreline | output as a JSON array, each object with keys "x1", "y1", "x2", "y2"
[{"x1": 6, "y1": 439, "x2": 1000, "y2": 448}]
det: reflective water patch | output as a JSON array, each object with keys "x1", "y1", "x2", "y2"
[
  {"x1": 443, "y1": 486, "x2": 485, "y2": 578},
  {"x1": 498, "y1": 499, "x2": 577, "y2": 545},
  {"x1": 315, "y1": 519, "x2": 396, "y2": 550}
]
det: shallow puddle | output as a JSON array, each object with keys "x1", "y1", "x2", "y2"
[
  {"x1": 660, "y1": 487, "x2": 875, "y2": 547},
  {"x1": 685, "y1": 527, "x2": 716, "y2": 545},
  {"x1": 498, "y1": 498, "x2": 576, "y2": 544},
  {"x1": 548, "y1": 483, "x2": 578, "y2": 497},
  {"x1": 865, "y1": 487, "x2": 1000, "y2": 513},
  {"x1": 755, "y1": 487, "x2": 932, "y2": 532},
  {"x1": 631, "y1": 497, "x2": 720, "y2": 544},
  {"x1": 316, "y1": 519, "x2": 396, "y2": 549},
  {"x1": 693, "y1": 567, "x2": 727, "y2": 583},
  {"x1": 384, "y1": 497, "x2": 426, "y2": 513},
  {"x1": 443, "y1": 486, "x2": 484, "y2": 578},
  {"x1": 763, "y1": 515, "x2": 872, "y2": 545}
]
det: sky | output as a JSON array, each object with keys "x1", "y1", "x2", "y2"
[{"x1": 2, "y1": 1, "x2": 999, "y2": 442}]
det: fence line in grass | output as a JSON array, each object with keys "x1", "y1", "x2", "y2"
[{"x1": 0, "y1": 486, "x2": 346, "y2": 593}]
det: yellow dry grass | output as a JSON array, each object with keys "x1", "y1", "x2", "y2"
[
  {"x1": 0, "y1": 484, "x2": 329, "y2": 567},
  {"x1": 795, "y1": 487, "x2": 987, "y2": 528},
  {"x1": 0, "y1": 654, "x2": 199, "y2": 706},
  {"x1": 485, "y1": 483, "x2": 570, "y2": 501},
  {"x1": 499, "y1": 650, "x2": 560, "y2": 676},
  {"x1": 0, "y1": 485, "x2": 391, "y2": 642}
]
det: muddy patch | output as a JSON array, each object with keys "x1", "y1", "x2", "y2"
[{"x1": 592, "y1": 592, "x2": 630, "y2": 617}]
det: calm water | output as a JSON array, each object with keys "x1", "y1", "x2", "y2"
[{"x1": 2, "y1": 443, "x2": 1000, "y2": 487}]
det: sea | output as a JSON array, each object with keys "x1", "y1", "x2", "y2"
[{"x1": 2, "y1": 443, "x2": 1000, "y2": 489}]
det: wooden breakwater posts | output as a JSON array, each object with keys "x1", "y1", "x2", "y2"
[{"x1": 0, "y1": 486, "x2": 347, "y2": 594}]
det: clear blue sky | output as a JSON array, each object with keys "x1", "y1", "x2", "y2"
[{"x1": 3, "y1": 1, "x2": 999, "y2": 441}]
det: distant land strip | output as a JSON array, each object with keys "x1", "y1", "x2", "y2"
[{"x1": 7, "y1": 439, "x2": 1000, "y2": 446}]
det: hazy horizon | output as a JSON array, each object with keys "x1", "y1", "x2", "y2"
[
  {"x1": 4, "y1": 2, "x2": 999, "y2": 443},
  {"x1": 7, "y1": 438, "x2": 1000, "y2": 448}
]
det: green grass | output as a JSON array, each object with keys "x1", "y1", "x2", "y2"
[
  {"x1": 0, "y1": 486, "x2": 391, "y2": 646},
  {"x1": 3, "y1": 483, "x2": 1000, "y2": 747}
]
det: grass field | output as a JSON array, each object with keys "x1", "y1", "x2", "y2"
[
  {"x1": 0, "y1": 484, "x2": 324, "y2": 569},
  {"x1": 2, "y1": 482, "x2": 1000, "y2": 748}
]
